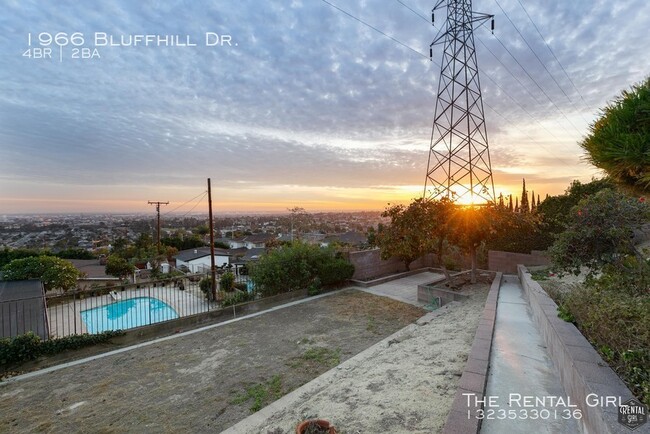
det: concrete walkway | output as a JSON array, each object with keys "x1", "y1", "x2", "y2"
[
  {"x1": 355, "y1": 271, "x2": 443, "y2": 307},
  {"x1": 481, "y1": 275, "x2": 582, "y2": 433}
]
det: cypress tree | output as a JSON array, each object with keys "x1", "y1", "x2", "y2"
[{"x1": 520, "y1": 178, "x2": 529, "y2": 213}]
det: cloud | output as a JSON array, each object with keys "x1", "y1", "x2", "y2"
[{"x1": 0, "y1": 0, "x2": 648, "y2": 212}]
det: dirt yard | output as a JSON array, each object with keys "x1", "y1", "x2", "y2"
[{"x1": 0, "y1": 289, "x2": 425, "y2": 433}]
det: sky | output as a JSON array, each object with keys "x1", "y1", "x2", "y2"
[{"x1": 0, "y1": 0, "x2": 649, "y2": 214}]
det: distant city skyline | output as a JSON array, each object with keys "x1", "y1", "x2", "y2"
[{"x1": 1, "y1": 0, "x2": 649, "y2": 213}]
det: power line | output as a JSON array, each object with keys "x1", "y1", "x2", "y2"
[
  {"x1": 391, "y1": 0, "x2": 574, "y2": 157},
  {"x1": 393, "y1": 0, "x2": 431, "y2": 24},
  {"x1": 492, "y1": 0, "x2": 585, "y2": 134},
  {"x1": 323, "y1": 0, "x2": 575, "y2": 168},
  {"x1": 163, "y1": 190, "x2": 208, "y2": 216},
  {"x1": 514, "y1": 0, "x2": 590, "y2": 110},
  {"x1": 319, "y1": 0, "x2": 430, "y2": 59},
  {"x1": 180, "y1": 191, "x2": 208, "y2": 218}
]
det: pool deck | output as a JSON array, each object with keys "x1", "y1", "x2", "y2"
[{"x1": 47, "y1": 285, "x2": 207, "y2": 337}]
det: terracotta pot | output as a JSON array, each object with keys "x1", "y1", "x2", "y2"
[{"x1": 295, "y1": 419, "x2": 337, "y2": 434}]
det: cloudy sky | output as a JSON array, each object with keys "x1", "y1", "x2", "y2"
[{"x1": 1, "y1": 0, "x2": 648, "y2": 214}]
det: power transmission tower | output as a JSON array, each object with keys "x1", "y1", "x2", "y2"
[
  {"x1": 423, "y1": 0, "x2": 496, "y2": 205},
  {"x1": 148, "y1": 201, "x2": 169, "y2": 253}
]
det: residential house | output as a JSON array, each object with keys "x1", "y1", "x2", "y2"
[
  {"x1": 242, "y1": 233, "x2": 275, "y2": 249},
  {"x1": 175, "y1": 247, "x2": 231, "y2": 273}
]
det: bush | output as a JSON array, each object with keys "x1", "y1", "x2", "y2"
[
  {"x1": 550, "y1": 189, "x2": 650, "y2": 275},
  {"x1": 560, "y1": 272, "x2": 649, "y2": 405},
  {"x1": 250, "y1": 241, "x2": 354, "y2": 296},
  {"x1": 221, "y1": 290, "x2": 256, "y2": 307},
  {"x1": 199, "y1": 277, "x2": 214, "y2": 300},
  {"x1": 1, "y1": 331, "x2": 125, "y2": 368},
  {"x1": 316, "y1": 259, "x2": 354, "y2": 286},
  {"x1": 220, "y1": 272, "x2": 235, "y2": 292}
]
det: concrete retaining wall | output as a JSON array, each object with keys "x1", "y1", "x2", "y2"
[
  {"x1": 417, "y1": 275, "x2": 471, "y2": 307},
  {"x1": 488, "y1": 250, "x2": 549, "y2": 274},
  {"x1": 517, "y1": 265, "x2": 640, "y2": 434}
]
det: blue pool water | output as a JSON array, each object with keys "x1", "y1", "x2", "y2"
[{"x1": 81, "y1": 297, "x2": 178, "y2": 333}]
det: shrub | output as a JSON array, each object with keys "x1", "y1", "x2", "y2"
[
  {"x1": 199, "y1": 277, "x2": 213, "y2": 300},
  {"x1": 250, "y1": 241, "x2": 354, "y2": 296},
  {"x1": 220, "y1": 272, "x2": 235, "y2": 292},
  {"x1": 1, "y1": 330, "x2": 125, "y2": 368},
  {"x1": 550, "y1": 189, "x2": 650, "y2": 275},
  {"x1": 560, "y1": 273, "x2": 649, "y2": 405},
  {"x1": 316, "y1": 259, "x2": 354, "y2": 286},
  {"x1": 221, "y1": 290, "x2": 256, "y2": 307}
]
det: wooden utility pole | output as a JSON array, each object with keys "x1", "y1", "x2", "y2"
[
  {"x1": 207, "y1": 179, "x2": 217, "y2": 301},
  {"x1": 148, "y1": 201, "x2": 169, "y2": 253}
]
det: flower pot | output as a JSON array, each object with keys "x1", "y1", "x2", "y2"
[{"x1": 295, "y1": 419, "x2": 337, "y2": 434}]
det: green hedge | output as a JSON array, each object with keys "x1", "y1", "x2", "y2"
[{"x1": 1, "y1": 330, "x2": 125, "y2": 367}]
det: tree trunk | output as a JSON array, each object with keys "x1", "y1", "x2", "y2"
[
  {"x1": 441, "y1": 265, "x2": 453, "y2": 287},
  {"x1": 470, "y1": 246, "x2": 477, "y2": 284}
]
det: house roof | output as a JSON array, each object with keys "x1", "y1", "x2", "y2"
[
  {"x1": 323, "y1": 231, "x2": 367, "y2": 246},
  {"x1": 243, "y1": 233, "x2": 275, "y2": 243},
  {"x1": 175, "y1": 247, "x2": 236, "y2": 262},
  {"x1": 242, "y1": 247, "x2": 266, "y2": 261},
  {"x1": 68, "y1": 259, "x2": 111, "y2": 279}
]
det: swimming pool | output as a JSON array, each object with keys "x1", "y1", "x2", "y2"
[{"x1": 81, "y1": 297, "x2": 179, "y2": 333}]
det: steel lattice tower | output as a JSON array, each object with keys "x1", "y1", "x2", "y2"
[{"x1": 423, "y1": 0, "x2": 496, "y2": 204}]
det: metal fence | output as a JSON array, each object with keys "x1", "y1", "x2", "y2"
[{"x1": 1, "y1": 272, "x2": 252, "y2": 340}]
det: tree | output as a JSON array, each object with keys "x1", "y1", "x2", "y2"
[
  {"x1": 447, "y1": 206, "x2": 494, "y2": 283},
  {"x1": 537, "y1": 178, "x2": 614, "y2": 236},
  {"x1": 376, "y1": 199, "x2": 437, "y2": 270},
  {"x1": 1, "y1": 256, "x2": 82, "y2": 291},
  {"x1": 549, "y1": 188, "x2": 650, "y2": 275},
  {"x1": 105, "y1": 255, "x2": 135, "y2": 280},
  {"x1": 520, "y1": 179, "x2": 529, "y2": 213},
  {"x1": 580, "y1": 77, "x2": 650, "y2": 196}
]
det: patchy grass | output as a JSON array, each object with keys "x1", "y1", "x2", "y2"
[
  {"x1": 302, "y1": 347, "x2": 341, "y2": 366},
  {"x1": 366, "y1": 315, "x2": 378, "y2": 333},
  {"x1": 230, "y1": 374, "x2": 284, "y2": 413}
]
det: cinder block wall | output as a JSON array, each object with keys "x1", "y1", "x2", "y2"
[
  {"x1": 488, "y1": 250, "x2": 549, "y2": 274},
  {"x1": 347, "y1": 249, "x2": 436, "y2": 280}
]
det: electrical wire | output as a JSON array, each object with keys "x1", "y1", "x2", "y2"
[
  {"x1": 514, "y1": 0, "x2": 591, "y2": 110},
  {"x1": 319, "y1": 0, "x2": 430, "y2": 59},
  {"x1": 322, "y1": 0, "x2": 581, "y2": 169},
  {"x1": 163, "y1": 190, "x2": 208, "y2": 216},
  {"x1": 393, "y1": 0, "x2": 431, "y2": 24},
  {"x1": 180, "y1": 191, "x2": 208, "y2": 217},
  {"x1": 390, "y1": 0, "x2": 579, "y2": 160},
  {"x1": 492, "y1": 0, "x2": 587, "y2": 133}
]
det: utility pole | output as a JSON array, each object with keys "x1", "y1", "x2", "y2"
[
  {"x1": 148, "y1": 201, "x2": 169, "y2": 253},
  {"x1": 207, "y1": 178, "x2": 217, "y2": 301},
  {"x1": 424, "y1": 0, "x2": 496, "y2": 205}
]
